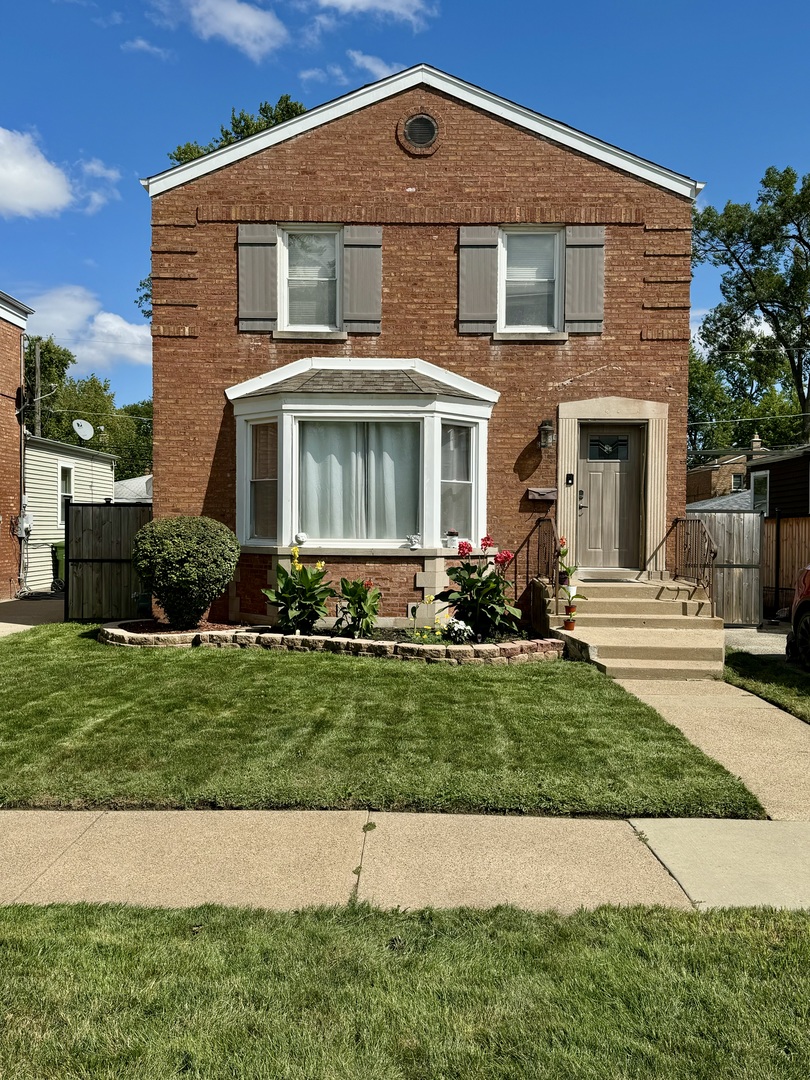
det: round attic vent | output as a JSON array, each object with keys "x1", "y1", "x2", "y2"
[{"x1": 403, "y1": 113, "x2": 438, "y2": 148}]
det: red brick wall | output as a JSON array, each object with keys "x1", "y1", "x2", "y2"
[
  {"x1": 0, "y1": 318, "x2": 22, "y2": 600},
  {"x1": 150, "y1": 87, "x2": 692, "y2": 616}
]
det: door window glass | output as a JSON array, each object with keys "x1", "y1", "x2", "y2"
[{"x1": 588, "y1": 436, "x2": 628, "y2": 461}]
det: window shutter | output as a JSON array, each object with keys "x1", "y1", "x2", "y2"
[
  {"x1": 343, "y1": 225, "x2": 382, "y2": 333},
  {"x1": 564, "y1": 226, "x2": 604, "y2": 333},
  {"x1": 458, "y1": 226, "x2": 498, "y2": 333},
  {"x1": 238, "y1": 224, "x2": 278, "y2": 332}
]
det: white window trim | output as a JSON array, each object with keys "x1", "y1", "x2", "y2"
[
  {"x1": 277, "y1": 224, "x2": 343, "y2": 333},
  {"x1": 234, "y1": 395, "x2": 490, "y2": 550},
  {"x1": 497, "y1": 225, "x2": 564, "y2": 334},
  {"x1": 57, "y1": 461, "x2": 74, "y2": 526},
  {"x1": 751, "y1": 470, "x2": 769, "y2": 515},
  {"x1": 731, "y1": 472, "x2": 744, "y2": 491}
]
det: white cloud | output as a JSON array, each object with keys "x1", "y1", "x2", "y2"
[
  {"x1": 122, "y1": 36, "x2": 173, "y2": 60},
  {"x1": 299, "y1": 63, "x2": 348, "y2": 84},
  {"x1": 0, "y1": 129, "x2": 73, "y2": 218},
  {"x1": 95, "y1": 11, "x2": 124, "y2": 26},
  {"x1": 315, "y1": 0, "x2": 435, "y2": 28},
  {"x1": 151, "y1": 0, "x2": 288, "y2": 62},
  {"x1": 346, "y1": 49, "x2": 404, "y2": 79},
  {"x1": 77, "y1": 158, "x2": 122, "y2": 214},
  {"x1": 27, "y1": 286, "x2": 152, "y2": 374},
  {"x1": 690, "y1": 308, "x2": 709, "y2": 338}
]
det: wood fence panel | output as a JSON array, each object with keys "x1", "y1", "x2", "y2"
[
  {"x1": 762, "y1": 516, "x2": 810, "y2": 612},
  {"x1": 65, "y1": 502, "x2": 152, "y2": 622},
  {"x1": 687, "y1": 510, "x2": 762, "y2": 626}
]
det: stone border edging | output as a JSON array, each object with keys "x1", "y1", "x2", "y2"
[{"x1": 98, "y1": 624, "x2": 564, "y2": 665}]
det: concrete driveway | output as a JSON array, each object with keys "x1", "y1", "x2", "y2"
[{"x1": 0, "y1": 596, "x2": 64, "y2": 638}]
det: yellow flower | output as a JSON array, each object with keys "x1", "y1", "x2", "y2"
[
  {"x1": 424, "y1": 594, "x2": 435, "y2": 605},
  {"x1": 315, "y1": 560, "x2": 325, "y2": 570},
  {"x1": 292, "y1": 560, "x2": 303, "y2": 572},
  {"x1": 291, "y1": 545, "x2": 299, "y2": 560}
]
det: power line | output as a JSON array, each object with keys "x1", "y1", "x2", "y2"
[{"x1": 688, "y1": 411, "x2": 810, "y2": 427}]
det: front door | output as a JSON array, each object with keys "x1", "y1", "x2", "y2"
[{"x1": 577, "y1": 426, "x2": 643, "y2": 568}]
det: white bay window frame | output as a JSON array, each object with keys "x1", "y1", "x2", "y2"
[
  {"x1": 229, "y1": 359, "x2": 497, "y2": 553},
  {"x1": 497, "y1": 225, "x2": 563, "y2": 334}
]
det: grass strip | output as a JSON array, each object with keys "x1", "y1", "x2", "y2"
[
  {"x1": 0, "y1": 624, "x2": 763, "y2": 817},
  {"x1": 0, "y1": 903, "x2": 808, "y2": 1079},
  {"x1": 725, "y1": 649, "x2": 810, "y2": 726}
]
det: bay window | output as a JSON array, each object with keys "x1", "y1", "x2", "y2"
[{"x1": 230, "y1": 358, "x2": 498, "y2": 551}]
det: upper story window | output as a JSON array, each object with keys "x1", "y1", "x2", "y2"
[
  {"x1": 58, "y1": 463, "x2": 73, "y2": 525},
  {"x1": 279, "y1": 226, "x2": 341, "y2": 332},
  {"x1": 499, "y1": 228, "x2": 561, "y2": 332},
  {"x1": 731, "y1": 472, "x2": 744, "y2": 491},
  {"x1": 751, "y1": 471, "x2": 769, "y2": 514}
]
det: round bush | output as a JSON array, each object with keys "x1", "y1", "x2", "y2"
[{"x1": 132, "y1": 516, "x2": 240, "y2": 630}]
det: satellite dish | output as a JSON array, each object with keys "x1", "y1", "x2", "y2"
[{"x1": 72, "y1": 418, "x2": 95, "y2": 441}]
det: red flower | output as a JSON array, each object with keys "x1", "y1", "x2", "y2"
[
  {"x1": 480, "y1": 534, "x2": 495, "y2": 550},
  {"x1": 494, "y1": 549, "x2": 514, "y2": 568},
  {"x1": 457, "y1": 540, "x2": 473, "y2": 558},
  {"x1": 363, "y1": 579, "x2": 374, "y2": 589}
]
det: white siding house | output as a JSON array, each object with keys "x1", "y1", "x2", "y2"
[{"x1": 22, "y1": 436, "x2": 116, "y2": 592}]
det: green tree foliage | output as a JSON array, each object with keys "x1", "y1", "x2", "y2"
[
  {"x1": 37, "y1": 374, "x2": 152, "y2": 482},
  {"x1": 693, "y1": 166, "x2": 810, "y2": 439},
  {"x1": 167, "y1": 94, "x2": 306, "y2": 165},
  {"x1": 23, "y1": 336, "x2": 76, "y2": 421},
  {"x1": 137, "y1": 95, "x2": 307, "y2": 321}
]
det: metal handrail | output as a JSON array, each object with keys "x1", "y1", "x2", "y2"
[
  {"x1": 508, "y1": 513, "x2": 561, "y2": 616},
  {"x1": 670, "y1": 516, "x2": 718, "y2": 617}
]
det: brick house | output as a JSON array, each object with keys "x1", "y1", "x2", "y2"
[
  {"x1": 0, "y1": 290, "x2": 33, "y2": 601},
  {"x1": 141, "y1": 65, "x2": 701, "y2": 625}
]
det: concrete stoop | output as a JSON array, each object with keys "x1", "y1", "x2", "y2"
[{"x1": 547, "y1": 579, "x2": 724, "y2": 680}]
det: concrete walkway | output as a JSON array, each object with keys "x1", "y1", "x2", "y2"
[
  {"x1": 1, "y1": 620, "x2": 809, "y2": 913},
  {"x1": 0, "y1": 596, "x2": 63, "y2": 637}
]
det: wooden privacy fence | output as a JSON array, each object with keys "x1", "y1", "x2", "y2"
[
  {"x1": 762, "y1": 515, "x2": 810, "y2": 613},
  {"x1": 65, "y1": 501, "x2": 152, "y2": 622},
  {"x1": 686, "y1": 510, "x2": 762, "y2": 627}
]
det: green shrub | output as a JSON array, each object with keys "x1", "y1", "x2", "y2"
[
  {"x1": 334, "y1": 577, "x2": 381, "y2": 638},
  {"x1": 262, "y1": 549, "x2": 336, "y2": 634},
  {"x1": 131, "y1": 516, "x2": 240, "y2": 630}
]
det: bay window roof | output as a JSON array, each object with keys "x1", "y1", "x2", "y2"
[{"x1": 225, "y1": 357, "x2": 499, "y2": 405}]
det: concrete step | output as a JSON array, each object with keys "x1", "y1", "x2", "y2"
[
  {"x1": 567, "y1": 580, "x2": 708, "y2": 602},
  {"x1": 549, "y1": 613, "x2": 724, "y2": 631},
  {"x1": 593, "y1": 658, "x2": 723, "y2": 681},
  {"x1": 551, "y1": 598, "x2": 712, "y2": 616}
]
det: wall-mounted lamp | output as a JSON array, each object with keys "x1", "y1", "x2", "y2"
[{"x1": 537, "y1": 419, "x2": 556, "y2": 449}]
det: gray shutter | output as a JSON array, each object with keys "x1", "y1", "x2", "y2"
[
  {"x1": 564, "y1": 226, "x2": 604, "y2": 333},
  {"x1": 238, "y1": 224, "x2": 277, "y2": 332},
  {"x1": 458, "y1": 226, "x2": 498, "y2": 333},
  {"x1": 343, "y1": 226, "x2": 382, "y2": 333}
]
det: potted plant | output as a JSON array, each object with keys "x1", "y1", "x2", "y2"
[{"x1": 561, "y1": 582, "x2": 586, "y2": 617}]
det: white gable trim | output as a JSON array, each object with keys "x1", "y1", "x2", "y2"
[
  {"x1": 0, "y1": 289, "x2": 34, "y2": 330},
  {"x1": 141, "y1": 66, "x2": 702, "y2": 201},
  {"x1": 225, "y1": 356, "x2": 500, "y2": 404}
]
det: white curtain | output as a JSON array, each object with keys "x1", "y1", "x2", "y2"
[{"x1": 299, "y1": 422, "x2": 419, "y2": 540}]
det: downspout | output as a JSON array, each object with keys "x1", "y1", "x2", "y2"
[{"x1": 18, "y1": 333, "x2": 26, "y2": 592}]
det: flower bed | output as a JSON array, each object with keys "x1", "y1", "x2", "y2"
[{"x1": 98, "y1": 624, "x2": 563, "y2": 664}]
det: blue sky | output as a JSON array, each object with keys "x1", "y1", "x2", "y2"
[{"x1": 2, "y1": 0, "x2": 809, "y2": 407}]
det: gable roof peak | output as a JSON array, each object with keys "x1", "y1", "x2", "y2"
[{"x1": 141, "y1": 64, "x2": 702, "y2": 201}]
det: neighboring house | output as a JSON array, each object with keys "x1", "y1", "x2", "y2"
[
  {"x1": 0, "y1": 290, "x2": 33, "y2": 601},
  {"x1": 114, "y1": 473, "x2": 153, "y2": 503},
  {"x1": 141, "y1": 64, "x2": 702, "y2": 625},
  {"x1": 21, "y1": 436, "x2": 116, "y2": 592},
  {"x1": 747, "y1": 445, "x2": 810, "y2": 518},
  {"x1": 686, "y1": 490, "x2": 754, "y2": 513},
  {"x1": 686, "y1": 453, "x2": 749, "y2": 503}
]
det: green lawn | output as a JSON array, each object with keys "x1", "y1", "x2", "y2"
[
  {"x1": 0, "y1": 624, "x2": 763, "y2": 817},
  {"x1": 726, "y1": 649, "x2": 810, "y2": 725},
  {"x1": 0, "y1": 903, "x2": 808, "y2": 1079}
]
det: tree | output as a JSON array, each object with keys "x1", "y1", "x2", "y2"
[
  {"x1": 137, "y1": 94, "x2": 307, "y2": 320},
  {"x1": 693, "y1": 166, "x2": 810, "y2": 439},
  {"x1": 23, "y1": 336, "x2": 76, "y2": 431},
  {"x1": 167, "y1": 94, "x2": 306, "y2": 165}
]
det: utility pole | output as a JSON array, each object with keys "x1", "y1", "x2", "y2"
[{"x1": 34, "y1": 341, "x2": 41, "y2": 437}]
